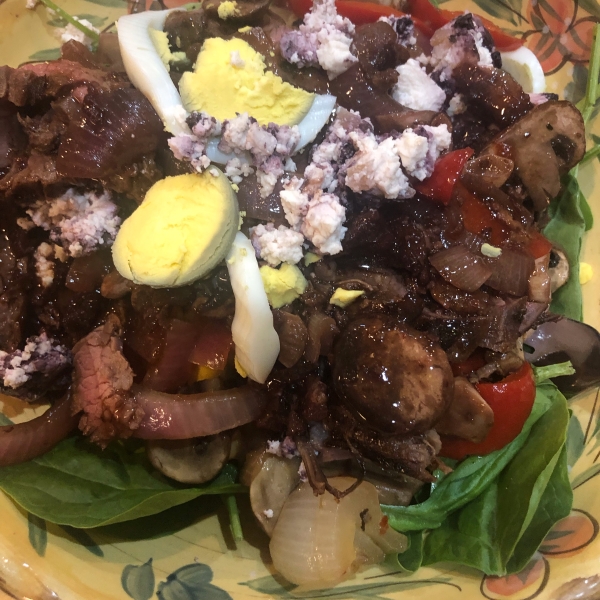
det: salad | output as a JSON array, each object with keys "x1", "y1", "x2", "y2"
[{"x1": 0, "y1": 0, "x2": 599, "y2": 590}]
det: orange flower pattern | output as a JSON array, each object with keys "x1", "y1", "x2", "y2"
[{"x1": 523, "y1": 0, "x2": 599, "y2": 74}]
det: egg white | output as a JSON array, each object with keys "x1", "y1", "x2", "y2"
[
  {"x1": 117, "y1": 10, "x2": 336, "y2": 156},
  {"x1": 501, "y1": 46, "x2": 546, "y2": 94}
]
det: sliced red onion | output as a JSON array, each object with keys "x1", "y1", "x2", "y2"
[
  {"x1": 132, "y1": 385, "x2": 266, "y2": 439},
  {"x1": 273, "y1": 311, "x2": 308, "y2": 368},
  {"x1": 188, "y1": 319, "x2": 233, "y2": 371},
  {"x1": 143, "y1": 319, "x2": 199, "y2": 393},
  {"x1": 484, "y1": 249, "x2": 535, "y2": 296},
  {"x1": 305, "y1": 313, "x2": 339, "y2": 363},
  {"x1": 429, "y1": 245, "x2": 492, "y2": 293},
  {"x1": 0, "y1": 397, "x2": 77, "y2": 467}
]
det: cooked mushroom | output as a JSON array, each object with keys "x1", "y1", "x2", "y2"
[
  {"x1": 435, "y1": 376, "x2": 494, "y2": 443},
  {"x1": 164, "y1": 9, "x2": 208, "y2": 52},
  {"x1": 333, "y1": 316, "x2": 454, "y2": 435},
  {"x1": 273, "y1": 310, "x2": 308, "y2": 368},
  {"x1": 147, "y1": 433, "x2": 231, "y2": 484},
  {"x1": 242, "y1": 450, "x2": 301, "y2": 536},
  {"x1": 482, "y1": 101, "x2": 586, "y2": 211},
  {"x1": 525, "y1": 318, "x2": 600, "y2": 394},
  {"x1": 453, "y1": 63, "x2": 533, "y2": 127},
  {"x1": 549, "y1": 248, "x2": 570, "y2": 292},
  {"x1": 204, "y1": 0, "x2": 272, "y2": 24}
]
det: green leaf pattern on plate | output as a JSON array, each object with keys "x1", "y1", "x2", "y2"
[{"x1": 27, "y1": 513, "x2": 47, "y2": 557}]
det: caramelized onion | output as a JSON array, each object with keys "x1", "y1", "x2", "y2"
[
  {"x1": 0, "y1": 397, "x2": 77, "y2": 467},
  {"x1": 270, "y1": 477, "x2": 407, "y2": 587},
  {"x1": 484, "y1": 249, "x2": 535, "y2": 296},
  {"x1": 143, "y1": 319, "x2": 198, "y2": 393},
  {"x1": 305, "y1": 313, "x2": 339, "y2": 363},
  {"x1": 57, "y1": 87, "x2": 163, "y2": 178},
  {"x1": 528, "y1": 254, "x2": 551, "y2": 303},
  {"x1": 132, "y1": 385, "x2": 266, "y2": 439},
  {"x1": 429, "y1": 245, "x2": 492, "y2": 293},
  {"x1": 463, "y1": 154, "x2": 514, "y2": 188},
  {"x1": 273, "y1": 310, "x2": 308, "y2": 368}
]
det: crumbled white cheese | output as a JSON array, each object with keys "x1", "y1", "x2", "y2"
[
  {"x1": 0, "y1": 333, "x2": 70, "y2": 390},
  {"x1": 56, "y1": 18, "x2": 100, "y2": 50},
  {"x1": 345, "y1": 134, "x2": 414, "y2": 199},
  {"x1": 397, "y1": 124, "x2": 451, "y2": 181},
  {"x1": 301, "y1": 192, "x2": 347, "y2": 255},
  {"x1": 263, "y1": 509, "x2": 274, "y2": 519},
  {"x1": 225, "y1": 157, "x2": 254, "y2": 184},
  {"x1": 25, "y1": 0, "x2": 38, "y2": 10},
  {"x1": 392, "y1": 59, "x2": 446, "y2": 112},
  {"x1": 34, "y1": 242, "x2": 55, "y2": 288},
  {"x1": 396, "y1": 130, "x2": 430, "y2": 179},
  {"x1": 279, "y1": 0, "x2": 357, "y2": 79},
  {"x1": 429, "y1": 13, "x2": 497, "y2": 81},
  {"x1": 316, "y1": 29, "x2": 356, "y2": 79},
  {"x1": 230, "y1": 50, "x2": 245, "y2": 68},
  {"x1": 250, "y1": 223, "x2": 305, "y2": 266},
  {"x1": 266, "y1": 440, "x2": 282, "y2": 455},
  {"x1": 448, "y1": 94, "x2": 467, "y2": 116},
  {"x1": 27, "y1": 189, "x2": 120, "y2": 257},
  {"x1": 280, "y1": 177, "x2": 310, "y2": 229}
]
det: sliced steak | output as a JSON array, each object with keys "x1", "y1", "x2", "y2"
[{"x1": 72, "y1": 315, "x2": 143, "y2": 446}]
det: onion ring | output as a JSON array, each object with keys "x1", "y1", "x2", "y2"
[
  {"x1": 0, "y1": 396, "x2": 77, "y2": 467},
  {"x1": 131, "y1": 385, "x2": 267, "y2": 440}
]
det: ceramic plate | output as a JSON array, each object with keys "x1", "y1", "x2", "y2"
[{"x1": 0, "y1": 0, "x2": 599, "y2": 598}]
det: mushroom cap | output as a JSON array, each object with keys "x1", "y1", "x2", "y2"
[{"x1": 146, "y1": 434, "x2": 231, "y2": 484}]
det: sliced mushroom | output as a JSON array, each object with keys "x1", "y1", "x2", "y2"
[
  {"x1": 435, "y1": 376, "x2": 494, "y2": 443},
  {"x1": 243, "y1": 450, "x2": 301, "y2": 536},
  {"x1": 147, "y1": 433, "x2": 231, "y2": 484},
  {"x1": 528, "y1": 254, "x2": 551, "y2": 304},
  {"x1": 549, "y1": 248, "x2": 569, "y2": 292},
  {"x1": 482, "y1": 101, "x2": 585, "y2": 211},
  {"x1": 273, "y1": 310, "x2": 308, "y2": 368},
  {"x1": 101, "y1": 270, "x2": 133, "y2": 299}
]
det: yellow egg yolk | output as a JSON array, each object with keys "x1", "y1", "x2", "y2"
[
  {"x1": 260, "y1": 263, "x2": 308, "y2": 308},
  {"x1": 112, "y1": 171, "x2": 239, "y2": 288},
  {"x1": 178, "y1": 37, "x2": 315, "y2": 126}
]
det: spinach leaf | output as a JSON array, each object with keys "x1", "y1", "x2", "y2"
[
  {"x1": 394, "y1": 531, "x2": 424, "y2": 573},
  {"x1": 416, "y1": 385, "x2": 571, "y2": 576},
  {"x1": 0, "y1": 437, "x2": 242, "y2": 528},
  {"x1": 544, "y1": 171, "x2": 590, "y2": 321},
  {"x1": 382, "y1": 387, "x2": 553, "y2": 531}
]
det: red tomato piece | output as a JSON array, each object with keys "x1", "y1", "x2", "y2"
[
  {"x1": 414, "y1": 148, "x2": 474, "y2": 205},
  {"x1": 460, "y1": 190, "x2": 508, "y2": 246},
  {"x1": 440, "y1": 362, "x2": 537, "y2": 460},
  {"x1": 451, "y1": 351, "x2": 486, "y2": 377},
  {"x1": 526, "y1": 231, "x2": 553, "y2": 260},
  {"x1": 286, "y1": 0, "x2": 523, "y2": 49},
  {"x1": 189, "y1": 318, "x2": 233, "y2": 371}
]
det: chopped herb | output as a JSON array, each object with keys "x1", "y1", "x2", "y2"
[
  {"x1": 38, "y1": 0, "x2": 100, "y2": 45},
  {"x1": 225, "y1": 494, "x2": 244, "y2": 542}
]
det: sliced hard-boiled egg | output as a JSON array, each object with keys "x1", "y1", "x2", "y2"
[
  {"x1": 117, "y1": 10, "x2": 189, "y2": 135},
  {"x1": 112, "y1": 171, "x2": 239, "y2": 287},
  {"x1": 179, "y1": 37, "x2": 314, "y2": 126},
  {"x1": 117, "y1": 11, "x2": 336, "y2": 153},
  {"x1": 226, "y1": 232, "x2": 280, "y2": 383},
  {"x1": 501, "y1": 46, "x2": 546, "y2": 94}
]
